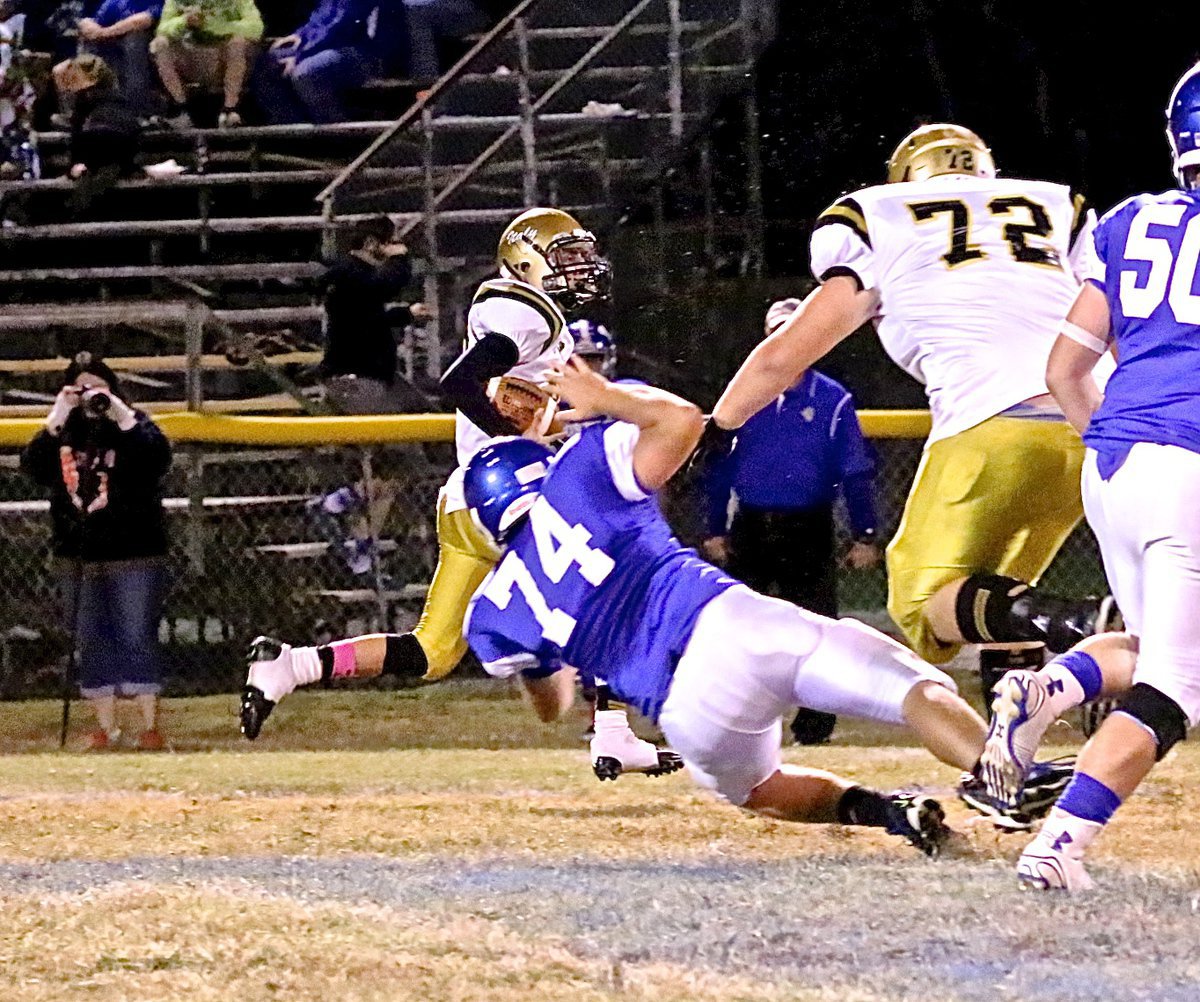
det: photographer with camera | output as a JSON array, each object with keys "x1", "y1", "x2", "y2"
[{"x1": 21, "y1": 353, "x2": 172, "y2": 750}]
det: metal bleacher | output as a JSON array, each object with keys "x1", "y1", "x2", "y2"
[
  {"x1": 0, "y1": 0, "x2": 774, "y2": 413},
  {"x1": 0, "y1": 0, "x2": 779, "y2": 669}
]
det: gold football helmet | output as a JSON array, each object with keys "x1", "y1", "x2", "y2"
[
  {"x1": 497, "y1": 208, "x2": 611, "y2": 307},
  {"x1": 886, "y1": 124, "x2": 996, "y2": 184}
]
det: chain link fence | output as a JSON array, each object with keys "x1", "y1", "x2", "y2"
[{"x1": 0, "y1": 433, "x2": 1108, "y2": 699}]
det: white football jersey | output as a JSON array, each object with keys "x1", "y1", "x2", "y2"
[
  {"x1": 810, "y1": 174, "x2": 1103, "y2": 443},
  {"x1": 442, "y1": 277, "x2": 573, "y2": 512}
]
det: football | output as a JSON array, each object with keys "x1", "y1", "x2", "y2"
[{"x1": 487, "y1": 375, "x2": 559, "y2": 436}]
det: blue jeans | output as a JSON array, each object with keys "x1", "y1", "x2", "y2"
[
  {"x1": 254, "y1": 47, "x2": 373, "y2": 124},
  {"x1": 84, "y1": 30, "x2": 156, "y2": 119},
  {"x1": 403, "y1": 0, "x2": 489, "y2": 80},
  {"x1": 62, "y1": 559, "x2": 167, "y2": 698}
]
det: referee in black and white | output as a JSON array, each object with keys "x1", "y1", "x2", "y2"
[{"x1": 702, "y1": 298, "x2": 882, "y2": 744}]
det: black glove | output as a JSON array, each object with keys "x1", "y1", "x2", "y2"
[{"x1": 685, "y1": 417, "x2": 737, "y2": 477}]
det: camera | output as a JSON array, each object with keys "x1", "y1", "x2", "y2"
[{"x1": 82, "y1": 388, "x2": 111, "y2": 417}]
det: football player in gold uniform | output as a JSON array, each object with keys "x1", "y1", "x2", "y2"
[{"x1": 702, "y1": 125, "x2": 1115, "y2": 705}]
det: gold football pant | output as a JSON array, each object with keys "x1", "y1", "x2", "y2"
[
  {"x1": 412, "y1": 495, "x2": 500, "y2": 681},
  {"x1": 886, "y1": 417, "x2": 1085, "y2": 664}
]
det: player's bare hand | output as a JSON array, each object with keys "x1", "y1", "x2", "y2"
[
  {"x1": 844, "y1": 541, "x2": 881, "y2": 570},
  {"x1": 545, "y1": 356, "x2": 610, "y2": 423},
  {"x1": 521, "y1": 398, "x2": 566, "y2": 444}
]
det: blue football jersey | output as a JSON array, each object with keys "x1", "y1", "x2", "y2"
[
  {"x1": 1085, "y1": 189, "x2": 1200, "y2": 473},
  {"x1": 464, "y1": 421, "x2": 737, "y2": 721}
]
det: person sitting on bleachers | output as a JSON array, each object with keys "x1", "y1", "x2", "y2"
[
  {"x1": 14, "y1": 0, "x2": 96, "y2": 63},
  {"x1": 402, "y1": 0, "x2": 486, "y2": 83},
  {"x1": 150, "y1": 0, "x2": 262, "y2": 128},
  {"x1": 76, "y1": 0, "x2": 161, "y2": 118},
  {"x1": 52, "y1": 52, "x2": 139, "y2": 199},
  {"x1": 252, "y1": 0, "x2": 383, "y2": 124}
]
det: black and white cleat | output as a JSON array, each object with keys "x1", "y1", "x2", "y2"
[
  {"x1": 239, "y1": 685, "x2": 275, "y2": 741},
  {"x1": 592, "y1": 748, "x2": 684, "y2": 781},
  {"x1": 239, "y1": 636, "x2": 285, "y2": 741}
]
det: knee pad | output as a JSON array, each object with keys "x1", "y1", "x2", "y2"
[
  {"x1": 954, "y1": 574, "x2": 1032, "y2": 644},
  {"x1": 1115, "y1": 683, "x2": 1188, "y2": 760}
]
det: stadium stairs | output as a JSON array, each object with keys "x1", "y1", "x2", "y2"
[
  {"x1": 0, "y1": 0, "x2": 773, "y2": 413},
  {"x1": 0, "y1": 0, "x2": 777, "y2": 667}
]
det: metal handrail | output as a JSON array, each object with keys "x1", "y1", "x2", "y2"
[
  {"x1": 394, "y1": 0, "x2": 660, "y2": 240},
  {"x1": 317, "y1": 0, "x2": 544, "y2": 203}
]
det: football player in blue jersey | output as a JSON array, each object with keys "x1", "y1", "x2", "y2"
[
  {"x1": 461, "y1": 357, "x2": 1004, "y2": 855},
  {"x1": 240, "y1": 211, "x2": 680, "y2": 782},
  {"x1": 975, "y1": 62, "x2": 1200, "y2": 891}
]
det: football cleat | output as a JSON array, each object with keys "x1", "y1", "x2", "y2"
[
  {"x1": 590, "y1": 721, "x2": 683, "y2": 781},
  {"x1": 884, "y1": 793, "x2": 951, "y2": 857},
  {"x1": 957, "y1": 756, "x2": 1076, "y2": 831},
  {"x1": 957, "y1": 773, "x2": 1035, "y2": 831},
  {"x1": 979, "y1": 670, "x2": 1057, "y2": 804},
  {"x1": 240, "y1": 636, "x2": 292, "y2": 741},
  {"x1": 1017, "y1": 841, "x2": 1094, "y2": 892},
  {"x1": 1017, "y1": 756, "x2": 1076, "y2": 818}
]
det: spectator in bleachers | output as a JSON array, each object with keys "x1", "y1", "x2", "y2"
[
  {"x1": 76, "y1": 0, "x2": 161, "y2": 118},
  {"x1": 150, "y1": 0, "x2": 262, "y2": 128},
  {"x1": 52, "y1": 53, "x2": 140, "y2": 209},
  {"x1": 253, "y1": 0, "x2": 381, "y2": 124},
  {"x1": 20, "y1": 353, "x2": 172, "y2": 752},
  {"x1": 315, "y1": 214, "x2": 422, "y2": 576},
  {"x1": 17, "y1": 0, "x2": 96, "y2": 62},
  {"x1": 402, "y1": 0, "x2": 487, "y2": 82},
  {"x1": 0, "y1": 5, "x2": 41, "y2": 178},
  {"x1": 321, "y1": 214, "x2": 417, "y2": 413}
]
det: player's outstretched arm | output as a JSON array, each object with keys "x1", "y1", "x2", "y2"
[
  {"x1": 546, "y1": 358, "x2": 704, "y2": 491},
  {"x1": 711, "y1": 276, "x2": 878, "y2": 430},
  {"x1": 1046, "y1": 283, "x2": 1111, "y2": 435}
]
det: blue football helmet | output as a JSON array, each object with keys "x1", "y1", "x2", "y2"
[
  {"x1": 464, "y1": 438, "x2": 554, "y2": 544},
  {"x1": 1167, "y1": 63, "x2": 1200, "y2": 186},
  {"x1": 568, "y1": 319, "x2": 617, "y2": 378}
]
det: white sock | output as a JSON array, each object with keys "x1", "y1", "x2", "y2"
[
  {"x1": 290, "y1": 646, "x2": 323, "y2": 687},
  {"x1": 1037, "y1": 806, "x2": 1103, "y2": 856},
  {"x1": 594, "y1": 708, "x2": 632, "y2": 733},
  {"x1": 1036, "y1": 663, "x2": 1087, "y2": 717}
]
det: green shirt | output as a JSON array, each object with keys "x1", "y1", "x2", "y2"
[{"x1": 156, "y1": 0, "x2": 263, "y2": 41}]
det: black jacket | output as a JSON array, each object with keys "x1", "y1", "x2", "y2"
[
  {"x1": 21, "y1": 411, "x2": 172, "y2": 562},
  {"x1": 71, "y1": 88, "x2": 141, "y2": 177},
  {"x1": 321, "y1": 252, "x2": 413, "y2": 384}
]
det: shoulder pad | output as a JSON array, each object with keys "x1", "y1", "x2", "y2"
[
  {"x1": 814, "y1": 196, "x2": 871, "y2": 248},
  {"x1": 473, "y1": 279, "x2": 565, "y2": 338}
]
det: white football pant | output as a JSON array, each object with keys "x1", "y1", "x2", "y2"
[
  {"x1": 1082, "y1": 443, "x2": 1200, "y2": 727},
  {"x1": 658, "y1": 585, "x2": 956, "y2": 805}
]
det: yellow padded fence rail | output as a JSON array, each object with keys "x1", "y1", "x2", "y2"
[{"x1": 0, "y1": 410, "x2": 933, "y2": 448}]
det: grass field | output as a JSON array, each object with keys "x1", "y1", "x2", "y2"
[{"x1": 1, "y1": 681, "x2": 1198, "y2": 1002}]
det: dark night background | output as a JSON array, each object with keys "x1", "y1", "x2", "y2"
[
  {"x1": 618, "y1": 2, "x2": 1200, "y2": 409},
  {"x1": 760, "y1": 2, "x2": 1200, "y2": 258}
]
